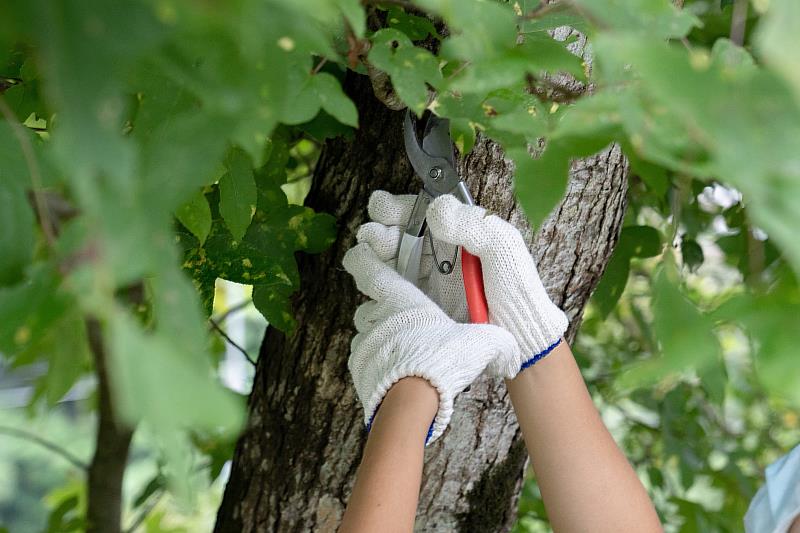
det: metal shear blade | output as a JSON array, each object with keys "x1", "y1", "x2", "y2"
[{"x1": 397, "y1": 111, "x2": 475, "y2": 283}]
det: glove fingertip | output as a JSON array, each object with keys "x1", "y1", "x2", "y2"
[{"x1": 368, "y1": 190, "x2": 416, "y2": 225}]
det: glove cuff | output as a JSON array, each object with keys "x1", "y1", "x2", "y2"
[
  {"x1": 492, "y1": 299, "x2": 568, "y2": 379},
  {"x1": 361, "y1": 361, "x2": 456, "y2": 445}
]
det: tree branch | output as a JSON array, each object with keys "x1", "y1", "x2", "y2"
[
  {"x1": 86, "y1": 318, "x2": 135, "y2": 533},
  {"x1": 730, "y1": 0, "x2": 748, "y2": 46},
  {"x1": 209, "y1": 318, "x2": 256, "y2": 366},
  {"x1": 0, "y1": 425, "x2": 88, "y2": 471}
]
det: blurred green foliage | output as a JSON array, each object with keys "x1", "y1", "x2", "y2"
[{"x1": 0, "y1": 0, "x2": 798, "y2": 530}]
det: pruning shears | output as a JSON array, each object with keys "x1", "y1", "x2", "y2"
[{"x1": 398, "y1": 110, "x2": 489, "y2": 324}]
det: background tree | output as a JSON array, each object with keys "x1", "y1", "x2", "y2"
[{"x1": 0, "y1": 0, "x2": 798, "y2": 532}]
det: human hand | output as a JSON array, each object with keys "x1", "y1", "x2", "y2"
[
  {"x1": 356, "y1": 190, "x2": 567, "y2": 379},
  {"x1": 343, "y1": 241, "x2": 519, "y2": 443},
  {"x1": 426, "y1": 194, "x2": 568, "y2": 378}
]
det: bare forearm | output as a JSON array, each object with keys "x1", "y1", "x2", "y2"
[
  {"x1": 506, "y1": 341, "x2": 662, "y2": 533},
  {"x1": 340, "y1": 377, "x2": 438, "y2": 533}
]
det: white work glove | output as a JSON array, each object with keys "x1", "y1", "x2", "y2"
[
  {"x1": 359, "y1": 190, "x2": 471, "y2": 322},
  {"x1": 358, "y1": 190, "x2": 568, "y2": 379},
  {"x1": 343, "y1": 241, "x2": 519, "y2": 444}
]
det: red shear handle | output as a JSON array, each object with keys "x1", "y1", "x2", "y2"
[{"x1": 461, "y1": 249, "x2": 489, "y2": 324}]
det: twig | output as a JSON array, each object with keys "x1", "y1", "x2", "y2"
[
  {"x1": 729, "y1": 0, "x2": 748, "y2": 46},
  {"x1": 124, "y1": 488, "x2": 165, "y2": 533},
  {"x1": 209, "y1": 318, "x2": 256, "y2": 366},
  {"x1": 0, "y1": 425, "x2": 88, "y2": 471},
  {"x1": 746, "y1": 225, "x2": 765, "y2": 288},
  {"x1": 0, "y1": 96, "x2": 56, "y2": 247},
  {"x1": 311, "y1": 57, "x2": 329, "y2": 75},
  {"x1": 211, "y1": 300, "x2": 252, "y2": 324}
]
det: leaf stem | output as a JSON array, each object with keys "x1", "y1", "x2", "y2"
[{"x1": 311, "y1": 57, "x2": 329, "y2": 75}]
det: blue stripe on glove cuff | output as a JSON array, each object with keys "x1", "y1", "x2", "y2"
[{"x1": 519, "y1": 338, "x2": 561, "y2": 372}]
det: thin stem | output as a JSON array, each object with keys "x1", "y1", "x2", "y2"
[
  {"x1": 209, "y1": 318, "x2": 256, "y2": 366},
  {"x1": 211, "y1": 300, "x2": 252, "y2": 324},
  {"x1": 0, "y1": 96, "x2": 56, "y2": 247},
  {"x1": 311, "y1": 57, "x2": 329, "y2": 75},
  {"x1": 0, "y1": 425, "x2": 88, "y2": 471},
  {"x1": 445, "y1": 60, "x2": 471, "y2": 80},
  {"x1": 730, "y1": 0, "x2": 748, "y2": 46}
]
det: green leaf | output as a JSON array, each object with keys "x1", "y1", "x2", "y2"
[
  {"x1": 132, "y1": 473, "x2": 166, "y2": 508},
  {"x1": 448, "y1": 33, "x2": 585, "y2": 94},
  {"x1": 417, "y1": 0, "x2": 517, "y2": 60},
  {"x1": 9, "y1": 0, "x2": 166, "y2": 182},
  {"x1": 179, "y1": 139, "x2": 336, "y2": 326},
  {"x1": 756, "y1": 0, "x2": 800, "y2": 101},
  {"x1": 385, "y1": 6, "x2": 439, "y2": 41},
  {"x1": 314, "y1": 73, "x2": 358, "y2": 127},
  {"x1": 571, "y1": 0, "x2": 700, "y2": 39},
  {"x1": 681, "y1": 237, "x2": 704, "y2": 271},
  {"x1": 253, "y1": 284, "x2": 296, "y2": 331},
  {"x1": 283, "y1": 70, "x2": 358, "y2": 127},
  {"x1": 219, "y1": 149, "x2": 258, "y2": 241},
  {"x1": 592, "y1": 226, "x2": 662, "y2": 317},
  {"x1": 0, "y1": 265, "x2": 71, "y2": 357},
  {"x1": 521, "y1": 7, "x2": 590, "y2": 35},
  {"x1": 509, "y1": 145, "x2": 569, "y2": 228},
  {"x1": 593, "y1": 35, "x2": 800, "y2": 275},
  {"x1": 335, "y1": 0, "x2": 366, "y2": 38},
  {"x1": 0, "y1": 120, "x2": 41, "y2": 287},
  {"x1": 512, "y1": 133, "x2": 615, "y2": 229},
  {"x1": 450, "y1": 117, "x2": 476, "y2": 154},
  {"x1": 107, "y1": 308, "x2": 244, "y2": 433},
  {"x1": 28, "y1": 311, "x2": 91, "y2": 406},
  {"x1": 618, "y1": 262, "x2": 719, "y2": 389},
  {"x1": 368, "y1": 28, "x2": 442, "y2": 114},
  {"x1": 297, "y1": 110, "x2": 356, "y2": 141},
  {"x1": 175, "y1": 189, "x2": 212, "y2": 245},
  {"x1": 191, "y1": 429, "x2": 238, "y2": 482},
  {"x1": 713, "y1": 270, "x2": 800, "y2": 405}
]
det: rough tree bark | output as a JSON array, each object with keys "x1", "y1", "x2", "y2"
[{"x1": 215, "y1": 72, "x2": 628, "y2": 532}]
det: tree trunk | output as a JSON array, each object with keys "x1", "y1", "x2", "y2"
[{"x1": 215, "y1": 72, "x2": 628, "y2": 532}]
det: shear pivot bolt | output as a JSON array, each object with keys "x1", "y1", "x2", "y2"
[{"x1": 429, "y1": 167, "x2": 443, "y2": 180}]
